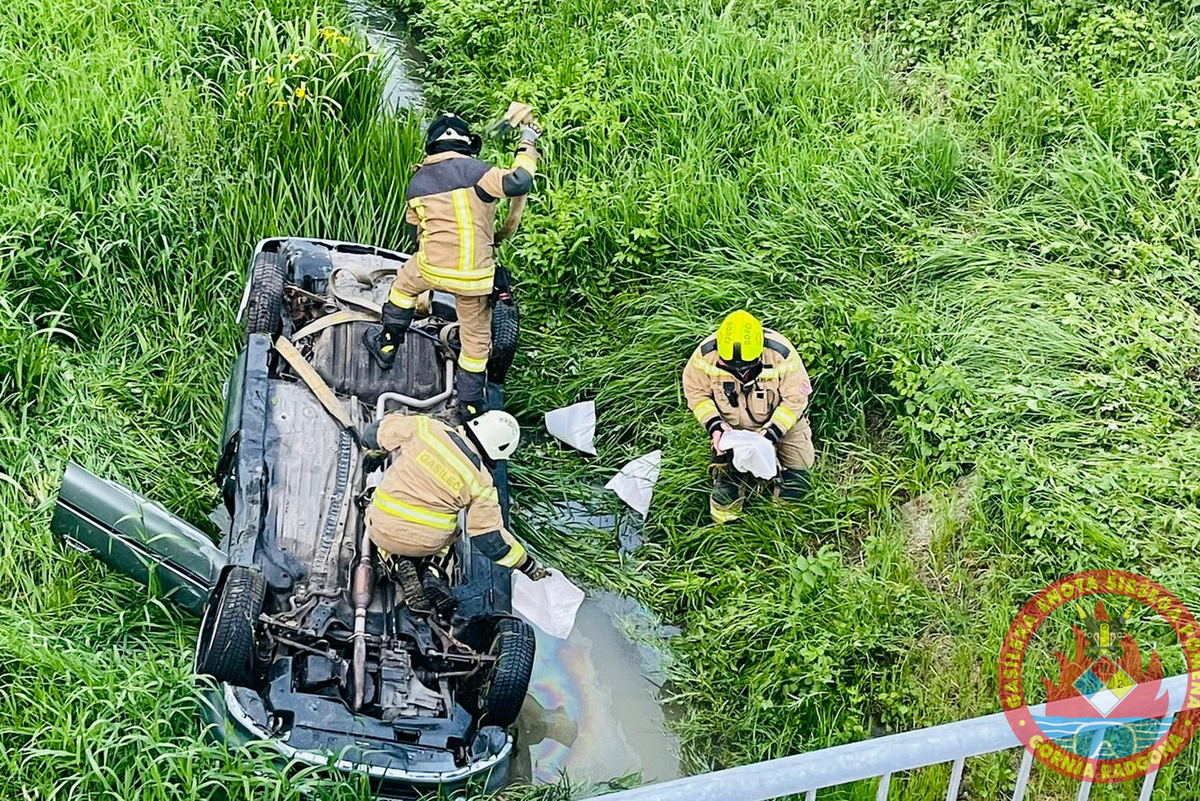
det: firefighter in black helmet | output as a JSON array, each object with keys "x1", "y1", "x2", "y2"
[{"x1": 365, "y1": 105, "x2": 540, "y2": 421}]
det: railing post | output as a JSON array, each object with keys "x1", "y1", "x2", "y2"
[
  {"x1": 1139, "y1": 767, "x2": 1159, "y2": 801},
  {"x1": 945, "y1": 757, "x2": 965, "y2": 800},
  {"x1": 875, "y1": 773, "x2": 891, "y2": 800},
  {"x1": 1012, "y1": 749, "x2": 1034, "y2": 801}
]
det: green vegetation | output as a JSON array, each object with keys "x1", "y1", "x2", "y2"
[
  {"x1": 3, "y1": 0, "x2": 1200, "y2": 796},
  {"x1": 406, "y1": 0, "x2": 1200, "y2": 796},
  {"x1": 0, "y1": 0, "x2": 420, "y2": 796}
]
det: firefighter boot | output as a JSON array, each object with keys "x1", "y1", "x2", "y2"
[
  {"x1": 422, "y1": 565, "x2": 459, "y2": 618},
  {"x1": 390, "y1": 557, "x2": 432, "y2": 613},
  {"x1": 710, "y1": 461, "x2": 745, "y2": 524},
  {"x1": 778, "y1": 469, "x2": 811, "y2": 504},
  {"x1": 456, "y1": 368, "x2": 488, "y2": 423},
  {"x1": 365, "y1": 302, "x2": 415, "y2": 371}
]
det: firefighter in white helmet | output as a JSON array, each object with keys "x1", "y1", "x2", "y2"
[{"x1": 360, "y1": 410, "x2": 547, "y2": 581}]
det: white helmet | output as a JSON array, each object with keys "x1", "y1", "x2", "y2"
[{"x1": 465, "y1": 410, "x2": 521, "y2": 461}]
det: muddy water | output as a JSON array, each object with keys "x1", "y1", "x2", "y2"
[
  {"x1": 345, "y1": 0, "x2": 424, "y2": 110},
  {"x1": 527, "y1": 498, "x2": 646, "y2": 554},
  {"x1": 515, "y1": 592, "x2": 683, "y2": 789}
]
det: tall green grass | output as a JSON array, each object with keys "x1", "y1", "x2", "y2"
[
  {"x1": 0, "y1": 0, "x2": 423, "y2": 795},
  {"x1": 405, "y1": 0, "x2": 1200, "y2": 795}
]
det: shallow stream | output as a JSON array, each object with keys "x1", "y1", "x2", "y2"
[
  {"x1": 515, "y1": 591, "x2": 682, "y2": 788},
  {"x1": 345, "y1": 0, "x2": 424, "y2": 110}
]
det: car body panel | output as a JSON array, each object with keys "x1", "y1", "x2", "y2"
[
  {"x1": 200, "y1": 683, "x2": 512, "y2": 795},
  {"x1": 51, "y1": 462, "x2": 227, "y2": 615}
]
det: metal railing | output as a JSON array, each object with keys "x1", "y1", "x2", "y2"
[{"x1": 601, "y1": 674, "x2": 1194, "y2": 801}]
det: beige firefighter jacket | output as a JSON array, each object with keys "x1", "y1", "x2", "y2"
[
  {"x1": 682, "y1": 328, "x2": 812, "y2": 440},
  {"x1": 399, "y1": 145, "x2": 539, "y2": 298},
  {"x1": 365, "y1": 414, "x2": 526, "y2": 568}
]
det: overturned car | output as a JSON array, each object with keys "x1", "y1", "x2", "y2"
[{"x1": 52, "y1": 237, "x2": 532, "y2": 795}]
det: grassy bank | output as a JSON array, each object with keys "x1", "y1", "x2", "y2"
[
  {"x1": 0, "y1": 0, "x2": 422, "y2": 795},
  {"x1": 404, "y1": 0, "x2": 1200, "y2": 796}
]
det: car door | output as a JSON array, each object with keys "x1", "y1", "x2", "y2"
[{"x1": 51, "y1": 462, "x2": 227, "y2": 615}]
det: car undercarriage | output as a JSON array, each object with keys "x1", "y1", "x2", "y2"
[{"x1": 54, "y1": 237, "x2": 530, "y2": 795}]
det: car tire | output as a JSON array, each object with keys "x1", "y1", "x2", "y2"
[
  {"x1": 476, "y1": 617, "x2": 535, "y2": 728},
  {"x1": 488, "y1": 301, "x2": 519, "y2": 385},
  {"x1": 245, "y1": 251, "x2": 286, "y2": 340},
  {"x1": 195, "y1": 566, "x2": 265, "y2": 687}
]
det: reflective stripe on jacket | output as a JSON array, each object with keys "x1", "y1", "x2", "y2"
[
  {"x1": 681, "y1": 328, "x2": 812, "y2": 439},
  {"x1": 404, "y1": 146, "x2": 540, "y2": 296}
]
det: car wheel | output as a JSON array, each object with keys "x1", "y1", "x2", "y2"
[
  {"x1": 195, "y1": 566, "x2": 265, "y2": 687},
  {"x1": 487, "y1": 301, "x2": 520, "y2": 385},
  {"x1": 475, "y1": 617, "x2": 535, "y2": 728},
  {"x1": 245, "y1": 251, "x2": 286, "y2": 340}
]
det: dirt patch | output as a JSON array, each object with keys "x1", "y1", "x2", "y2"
[
  {"x1": 900, "y1": 473, "x2": 977, "y2": 586},
  {"x1": 901, "y1": 492, "x2": 935, "y2": 553}
]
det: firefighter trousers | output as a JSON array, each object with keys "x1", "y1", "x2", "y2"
[
  {"x1": 385, "y1": 258, "x2": 493, "y2": 377},
  {"x1": 709, "y1": 420, "x2": 815, "y2": 524}
]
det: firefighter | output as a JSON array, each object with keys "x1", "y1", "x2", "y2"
[
  {"x1": 360, "y1": 409, "x2": 547, "y2": 585},
  {"x1": 682, "y1": 310, "x2": 815, "y2": 524},
  {"x1": 364, "y1": 106, "x2": 541, "y2": 421}
]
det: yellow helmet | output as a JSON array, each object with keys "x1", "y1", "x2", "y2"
[{"x1": 716, "y1": 310, "x2": 764, "y2": 363}]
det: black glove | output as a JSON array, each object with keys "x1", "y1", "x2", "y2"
[
  {"x1": 360, "y1": 420, "x2": 381, "y2": 450},
  {"x1": 490, "y1": 265, "x2": 514, "y2": 307},
  {"x1": 518, "y1": 553, "x2": 548, "y2": 581},
  {"x1": 363, "y1": 448, "x2": 388, "y2": 474}
]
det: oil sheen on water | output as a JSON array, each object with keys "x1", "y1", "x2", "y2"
[{"x1": 515, "y1": 591, "x2": 682, "y2": 789}]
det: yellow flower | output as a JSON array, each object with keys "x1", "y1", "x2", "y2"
[
  {"x1": 274, "y1": 99, "x2": 287, "y2": 109},
  {"x1": 295, "y1": 85, "x2": 307, "y2": 100},
  {"x1": 236, "y1": 89, "x2": 247, "y2": 100},
  {"x1": 337, "y1": 34, "x2": 349, "y2": 44},
  {"x1": 320, "y1": 27, "x2": 337, "y2": 40},
  {"x1": 265, "y1": 75, "x2": 276, "y2": 85},
  {"x1": 289, "y1": 52, "x2": 302, "y2": 66}
]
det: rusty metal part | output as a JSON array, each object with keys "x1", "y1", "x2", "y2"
[
  {"x1": 287, "y1": 284, "x2": 339, "y2": 312},
  {"x1": 427, "y1": 617, "x2": 476, "y2": 655},
  {"x1": 284, "y1": 285, "x2": 338, "y2": 333}
]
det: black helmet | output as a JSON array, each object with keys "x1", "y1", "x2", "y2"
[{"x1": 425, "y1": 113, "x2": 482, "y2": 156}]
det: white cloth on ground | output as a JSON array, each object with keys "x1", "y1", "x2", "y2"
[
  {"x1": 605, "y1": 450, "x2": 662, "y2": 518},
  {"x1": 512, "y1": 569, "x2": 585, "y2": 639},
  {"x1": 545, "y1": 400, "x2": 597, "y2": 455}
]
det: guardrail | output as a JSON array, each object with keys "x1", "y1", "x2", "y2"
[{"x1": 600, "y1": 673, "x2": 1193, "y2": 801}]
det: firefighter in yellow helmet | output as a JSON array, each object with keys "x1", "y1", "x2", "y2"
[
  {"x1": 364, "y1": 105, "x2": 541, "y2": 421},
  {"x1": 682, "y1": 310, "x2": 815, "y2": 523}
]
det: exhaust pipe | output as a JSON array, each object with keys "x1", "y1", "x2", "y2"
[{"x1": 351, "y1": 528, "x2": 374, "y2": 710}]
